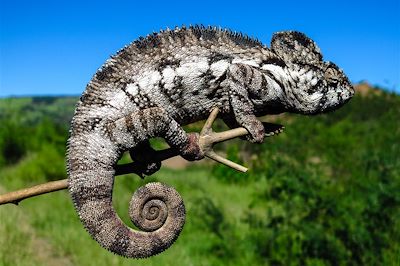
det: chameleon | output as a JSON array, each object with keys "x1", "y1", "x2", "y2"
[{"x1": 67, "y1": 25, "x2": 354, "y2": 258}]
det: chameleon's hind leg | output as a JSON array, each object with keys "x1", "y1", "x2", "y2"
[
  {"x1": 129, "y1": 140, "x2": 161, "y2": 178},
  {"x1": 107, "y1": 107, "x2": 204, "y2": 166}
]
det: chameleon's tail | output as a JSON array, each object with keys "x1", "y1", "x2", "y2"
[{"x1": 67, "y1": 133, "x2": 185, "y2": 258}]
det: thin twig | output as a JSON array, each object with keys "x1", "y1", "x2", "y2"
[
  {"x1": 0, "y1": 107, "x2": 249, "y2": 206},
  {"x1": 0, "y1": 180, "x2": 68, "y2": 205}
]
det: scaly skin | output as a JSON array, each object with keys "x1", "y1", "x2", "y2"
[{"x1": 67, "y1": 25, "x2": 354, "y2": 258}]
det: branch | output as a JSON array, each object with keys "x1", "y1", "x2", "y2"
[
  {"x1": 0, "y1": 180, "x2": 67, "y2": 205},
  {"x1": 0, "y1": 108, "x2": 249, "y2": 205},
  {"x1": 0, "y1": 152, "x2": 177, "y2": 206}
]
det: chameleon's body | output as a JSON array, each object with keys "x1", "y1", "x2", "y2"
[{"x1": 67, "y1": 26, "x2": 354, "y2": 258}]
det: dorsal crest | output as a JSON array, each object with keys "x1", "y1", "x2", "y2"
[{"x1": 121, "y1": 25, "x2": 265, "y2": 54}]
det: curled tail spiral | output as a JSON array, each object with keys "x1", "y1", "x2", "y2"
[{"x1": 67, "y1": 134, "x2": 185, "y2": 258}]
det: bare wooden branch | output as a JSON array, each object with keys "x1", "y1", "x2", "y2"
[
  {"x1": 0, "y1": 180, "x2": 68, "y2": 205},
  {"x1": 200, "y1": 107, "x2": 219, "y2": 136},
  {"x1": 205, "y1": 150, "x2": 248, "y2": 173},
  {"x1": 0, "y1": 158, "x2": 175, "y2": 206},
  {"x1": 0, "y1": 107, "x2": 249, "y2": 206}
]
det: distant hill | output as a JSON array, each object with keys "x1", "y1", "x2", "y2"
[
  {"x1": 0, "y1": 96, "x2": 78, "y2": 128},
  {"x1": 354, "y1": 82, "x2": 387, "y2": 97}
]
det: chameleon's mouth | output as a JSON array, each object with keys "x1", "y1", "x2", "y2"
[{"x1": 262, "y1": 122, "x2": 285, "y2": 137}]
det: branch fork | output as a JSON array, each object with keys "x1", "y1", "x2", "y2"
[{"x1": 198, "y1": 108, "x2": 248, "y2": 172}]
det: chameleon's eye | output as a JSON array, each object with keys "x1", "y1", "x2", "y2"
[{"x1": 324, "y1": 67, "x2": 340, "y2": 84}]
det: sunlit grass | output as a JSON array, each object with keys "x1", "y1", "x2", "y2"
[{"x1": 1, "y1": 165, "x2": 266, "y2": 266}]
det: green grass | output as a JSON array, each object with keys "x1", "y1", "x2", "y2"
[{"x1": 1, "y1": 165, "x2": 265, "y2": 266}]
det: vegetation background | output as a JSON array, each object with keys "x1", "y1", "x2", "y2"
[{"x1": 0, "y1": 83, "x2": 399, "y2": 265}]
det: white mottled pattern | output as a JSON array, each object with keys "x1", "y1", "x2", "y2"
[
  {"x1": 232, "y1": 58, "x2": 260, "y2": 67},
  {"x1": 161, "y1": 67, "x2": 176, "y2": 90},
  {"x1": 126, "y1": 83, "x2": 139, "y2": 96},
  {"x1": 138, "y1": 70, "x2": 162, "y2": 93},
  {"x1": 210, "y1": 60, "x2": 230, "y2": 77},
  {"x1": 176, "y1": 58, "x2": 209, "y2": 78},
  {"x1": 109, "y1": 91, "x2": 129, "y2": 109}
]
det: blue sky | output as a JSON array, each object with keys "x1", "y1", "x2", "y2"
[{"x1": 0, "y1": 0, "x2": 399, "y2": 96}]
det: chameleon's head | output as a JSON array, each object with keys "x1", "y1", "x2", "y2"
[{"x1": 269, "y1": 31, "x2": 354, "y2": 114}]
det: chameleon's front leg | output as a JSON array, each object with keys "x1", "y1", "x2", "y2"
[{"x1": 222, "y1": 63, "x2": 265, "y2": 143}]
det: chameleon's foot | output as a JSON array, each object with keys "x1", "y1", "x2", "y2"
[
  {"x1": 129, "y1": 141, "x2": 162, "y2": 177},
  {"x1": 114, "y1": 161, "x2": 161, "y2": 178},
  {"x1": 242, "y1": 118, "x2": 265, "y2": 143},
  {"x1": 180, "y1": 133, "x2": 205, "y2": 161},
  {"x1": 135, "y1": 161, "x2": 161, "y2": 178},
  {"x1": 242, "y1": 121, "x2": 285, "y2": 142}
]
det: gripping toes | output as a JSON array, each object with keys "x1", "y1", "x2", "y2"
[
  {"x1": 242, "y1": 118, "x2": 265, "y2": 143},
  {"x1": 129, "y1": 142, "x2": 161, "y2": 177},
  {"x1": 139, "y1": 161, "x2": 161, "y2": 177}
]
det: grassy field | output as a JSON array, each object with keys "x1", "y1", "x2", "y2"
[
  {"x1": 0, "y1": 166, "x2": 264, "y2": 266},
  {"x1": 0, "y1": 84, "x2": 399, "y2": 265}
]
